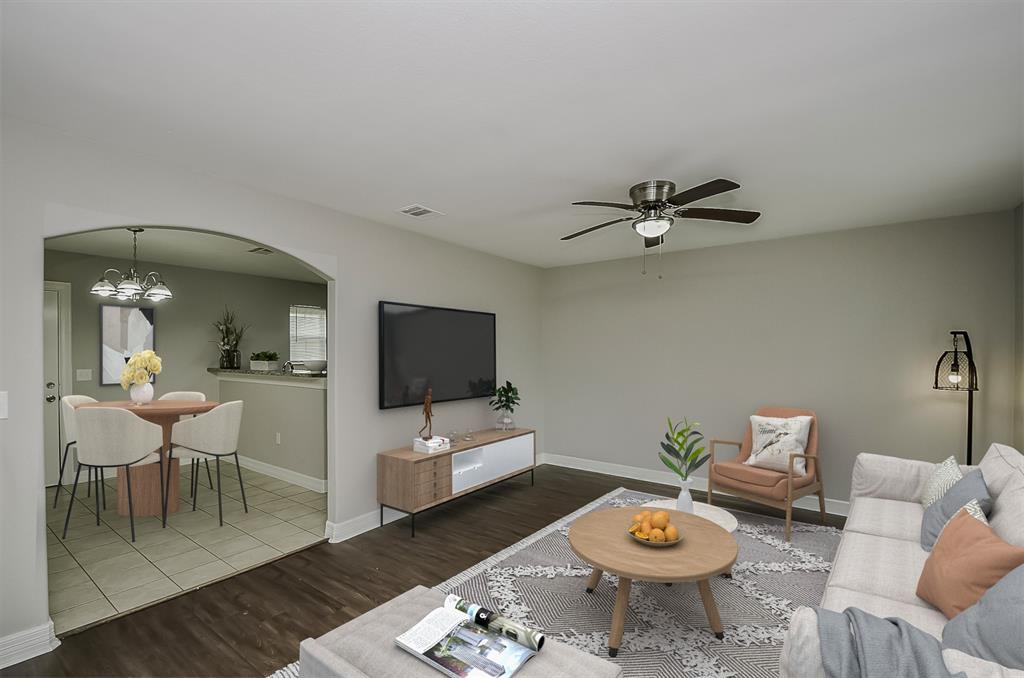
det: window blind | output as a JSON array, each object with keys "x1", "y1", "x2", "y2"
[{"x1": 289, "y1": 305, "x2": 327, "y2": 361}]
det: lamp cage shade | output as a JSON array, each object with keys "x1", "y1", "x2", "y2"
[{"x1": 933, "y1": 347, "x2": 978, "y2": 391}]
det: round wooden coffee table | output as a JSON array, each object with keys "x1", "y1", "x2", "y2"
[{"x1": 568, "y1": 507, "x2": 738, "y2": 656}]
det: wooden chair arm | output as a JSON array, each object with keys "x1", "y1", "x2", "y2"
[
  {"x1": 709, "y1": 439, "x2": 742, "y2": 465},
  {"x1": 787, "y1": 453, "x2": 820, "y2": 480}
]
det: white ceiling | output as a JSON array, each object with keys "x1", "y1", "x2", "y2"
[
  {"x1": 46, "y1": 227, "x2": 328, "y2": 283},
  {"x1": 4, "y1": 1, "x2": 1022, "y2": 268}
]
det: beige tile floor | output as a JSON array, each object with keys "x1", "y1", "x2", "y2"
[{"x1": 47, "y1": 463, "x2": 326, "y2": 635}]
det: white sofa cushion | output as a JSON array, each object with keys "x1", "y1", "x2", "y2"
[
  {"x1": 990, "y1": 472, "x2": 1024, "y2": 549},
  {"x1": 820, "y1": 585, "x2": 947, "y2": 639},
  {"x1": 941, "y1": 649, "x2": 1024, "y2": 678},
  {"x1": 827, "y1": 531, "x2": 933, "y2": 609},
  {"x1": 979, "y1": 443, "x2": 1024, "y2": 498},
  {"x1": 845, "y1": 496, "x2": 924, "y2": 542}
]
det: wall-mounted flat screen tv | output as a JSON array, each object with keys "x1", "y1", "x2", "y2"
[{"x1": 378, "y1": 301, "x2": 496, "y2": 409}]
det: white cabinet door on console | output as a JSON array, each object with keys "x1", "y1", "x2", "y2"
[{"x1": 482, "y1": 433, "x2": 534, "y2": 481}]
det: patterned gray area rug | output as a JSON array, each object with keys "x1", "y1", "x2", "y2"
[{"x1": 268, "y1": 487, "x2": 840, "y2": 678}]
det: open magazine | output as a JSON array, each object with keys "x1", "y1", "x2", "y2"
[{"x1": 395, "y1": 594, "x2": 545, "y2": 678}]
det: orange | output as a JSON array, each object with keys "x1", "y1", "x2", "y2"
[
  {"x1": 651, "y1": 511, "x2": 670, "y2": 530},
  {"x1": 664, "y1": 524, "x2": 680, "y2": 542},
  {"x1": 649, "y1": 528, "x2": 666, "y2": 542},
  {"x1": 632, "y1": 513, "x2": 646, "y2": 524},
  {"x1": 641, "y1": 519, "x2": 652, "y2": 534}
]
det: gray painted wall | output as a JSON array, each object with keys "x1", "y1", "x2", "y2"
[
  {"x1": 541, "y1": 211, "x2": 1018, "y2": 502},
  {"x1": 42, "y1": 249, "x2": 327, "y2": 401},
  {"x1": 220, "y1": 379, "x2": 326, "y2": 480}
]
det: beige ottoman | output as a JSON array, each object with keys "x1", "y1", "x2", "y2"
[{"x1": 299, "y1": 585, "x2": 622, "y2": 678}]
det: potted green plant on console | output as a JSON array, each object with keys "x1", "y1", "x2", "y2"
[
  {"x1": 490, "y1": 380, "x2": 521, "y2": 431},
  {"x1": 249, "y1": 351, "x2": 280, "y2": 372},
  {"x1": 658, "y1": 417, "x2": 708, "y2": 512}
]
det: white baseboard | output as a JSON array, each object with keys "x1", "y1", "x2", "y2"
[
  {"x1": 223, "y1": 455, "x2": 326, "y2": 493},
  {"x1": 326, "y1": 505, "x2": 408, "y2": 543},
  {"x1": 0, "y1": 620, "x2": 59, "y2": 670},
  {"x1": 538, "y1": 452, "x2": 850, "y2": 517}
]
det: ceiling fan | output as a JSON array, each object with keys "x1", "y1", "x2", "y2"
[{"x1": 562, "y1": 178, "x2": 761, "y2": 249}]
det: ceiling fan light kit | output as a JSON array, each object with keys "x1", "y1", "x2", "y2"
[{"x1": 565, "y1": 177, "x2": 762, "y2": 276}]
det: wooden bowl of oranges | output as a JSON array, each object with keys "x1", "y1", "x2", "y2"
[{"x1": 627, "y1": 509, "x2": 682, "y2": 547}]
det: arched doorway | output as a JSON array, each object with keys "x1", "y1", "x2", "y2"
[{"x1": 40, "y1": 225, "x2": 336, "y2": 635}]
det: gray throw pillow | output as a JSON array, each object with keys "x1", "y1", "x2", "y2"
[
  {"x1": 942, "y1": 564, "x2": 1024, "y2": 669},
  {"x1": 920, "y1": 470, "x2": 992, "y2": 551}
]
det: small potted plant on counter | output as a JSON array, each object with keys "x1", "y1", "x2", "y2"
[
  {"x1": 490, "y1": 380, "x2": 521, "y2": 431},
  {"x1": 249, "y1": 351, "x2": 280, "y2": 372},
  {"x1": 213, "y1": 307, "x2": 247, "y2": 369}
]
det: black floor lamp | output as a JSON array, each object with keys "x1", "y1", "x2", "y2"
[{"x1": 933, "y1": 330, "x2": 978, "y2": 465}]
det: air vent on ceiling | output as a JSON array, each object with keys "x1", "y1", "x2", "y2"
[
  {"x1": 397, "y1": 203, "x2": 445, "y2": 220},
  {"x1": 247, "y1": 246, "x2": 274, "y2": 255}
]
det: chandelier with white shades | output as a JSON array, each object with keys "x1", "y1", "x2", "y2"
[{"x1": 89, "y1": 227, "x2": 173, "y2": 302}]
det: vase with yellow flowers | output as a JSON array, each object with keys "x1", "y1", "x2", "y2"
[{"x1": 120, "y1": 350, "x2": 162, "y2": 404}]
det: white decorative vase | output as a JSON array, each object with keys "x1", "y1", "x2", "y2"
[
  {"x1": 496, "y1": 409, "x2": 515, "y2": 431},
  {"x1": 129, "y1": 382, "x2": 154, "y2": 405},
  {"x1": 676, "y1": 477, "x2": 694, "y2": 513}
]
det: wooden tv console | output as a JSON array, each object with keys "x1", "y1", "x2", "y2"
[{"x1": 377, "y1": 428, "x2": 535, "y2": 537}]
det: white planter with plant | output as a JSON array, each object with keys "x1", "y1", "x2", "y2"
[
  {"x1": 120, "y1": 350, "x2": 162, "y2": 405},
  {"x1": 489, "y1": 380, "x2": 521, "y2": 431},
  {"x1": 249, "y1": 351, "x2": 280, "y2": 372},
  {"x1": 658, "y1": 417, "x2": 708, "y2": 513}
]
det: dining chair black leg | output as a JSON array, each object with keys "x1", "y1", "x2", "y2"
[
  {"x1": 234, "y1": 452, "x2": 248, "y2": 514},
  {"x1": 125, "y1": 464, "x2": 136, "y2": 542},
  {"x1": 53, "y1": 441, "x2": 72, "y2": 508},
  {"x1": 189, "y1": 459, "x2": 196, "y2": 498},
  {"x1": 94, "y1": 468, "x2": 101, "y2": 525},
  {"x1": 157, "y1": 455, "x2": 166, "y2": 529},
  {"x1": 163, "y1": 449, "x2": 174, "y2": 527},
  {"x1": 101, "y1": 472, "x2": 107, "y2": 511},
  {"x1": 215, "y1": 457, "x2": 223, "y2": 526},
  {"x1": 192, "y1": 461, "x2": 199, "y2": 512},
  {"x1": 205, "y1": 459, "x2": 214, "y2": 489},
  {"x1": 87, "y1": 467, "x2": 92, "y2": 497},
  {"x1": 62, "y1": 464, "x2": 83, "y2": 540}
]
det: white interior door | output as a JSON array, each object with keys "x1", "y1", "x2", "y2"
[{"x1": 43, "y1": 288, "x2": 64, "y2": 487}]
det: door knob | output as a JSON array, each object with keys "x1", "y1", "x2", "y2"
[
  {"x1": 45, "y1": 395, "x2": 57, "y2": 403},
  {"x1": 46, "y1": 381, "x2": 56, "y2": 389}
]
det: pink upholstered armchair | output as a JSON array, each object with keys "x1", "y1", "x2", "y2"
[{"x1": 707, "y1": 406, "x2": 825, "y2": 541}]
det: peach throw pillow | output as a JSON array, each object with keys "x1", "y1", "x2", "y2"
[{"x1": 916, "y1": 508, "x2": 1024, "y2": 619}]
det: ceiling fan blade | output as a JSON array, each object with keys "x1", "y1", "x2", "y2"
[
  {"x1": 571, "y1": 201, "x2": 637, "y2": 211},
  {"x1": 667, "y1": 178, "x2": 740, "y2": 207},
  {"x1": 560, "y1": 216, "x2": 634, "y2": 241},
  {"x1": 644, "y1": 236, "x2": 664, "y2": 249},
  {"x1": 673, "y1": 207, "x2": 761, "y2": 224}
]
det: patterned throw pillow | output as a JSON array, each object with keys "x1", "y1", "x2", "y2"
[
  {"x1": 920, "y1": 471, "x2": 993, "y2": 551},
  {"x1": 920, "y1": 455, "x2": 963, "y2": 508},
  {"x1": 744, "y1": 415, "x2": 813, "y2": 475}
]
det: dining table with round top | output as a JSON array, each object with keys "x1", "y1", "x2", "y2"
[{"x1": 75, "y1": 399, "x2": 218, "y2": 517}]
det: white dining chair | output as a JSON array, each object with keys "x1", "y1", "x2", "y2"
[
  {"x1": 158, "y1": 391, "x2": 213, "y2": 492},
  {"x1": 167, "y1": 401, "x2": 245, "y2": 526},
  {"x1": 55, "y1": 395, "x2": 99, "y2": 509},
  {"x1": 62, "y1": 407, "x2": 165, "y2": 542}
]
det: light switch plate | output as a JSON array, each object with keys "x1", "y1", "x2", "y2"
[
  {"x1": 0, "y1": 391, "x2": 7, "y2": 419},
  {"x1": 76, "y1": 369, "x2": 93, "y2": 382}
]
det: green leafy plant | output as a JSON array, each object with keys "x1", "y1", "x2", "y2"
[
  {"x1": 659, "y1": 417, "x2": 708, "y2": 481},
  {"x1": 489, "y1": 380, "x2": 521, "y2": 413},
  {"x1": 250, "y1": 351, "x2": 279, "y2": 361},
  {"x1": 212, "y1": 307, "x2": 247, "y2": 355}
]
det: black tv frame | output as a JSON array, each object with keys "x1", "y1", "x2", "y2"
[{"x1": 378, "y1": 300, "x2": 496, "y2": 410}]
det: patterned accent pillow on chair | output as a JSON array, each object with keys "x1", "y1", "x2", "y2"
[
  {"x1": 744, "y1": 415, "x2": 813, "y2": 475},
  {"x1": 920, "y1": 455, "x2": 964, "y2": 508}
]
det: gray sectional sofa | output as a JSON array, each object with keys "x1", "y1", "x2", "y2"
[{"x1": 780, "y1": 444, "x2": 1024, "y2": 677}]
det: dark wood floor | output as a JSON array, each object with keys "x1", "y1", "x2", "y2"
[{"x1": 4, "y1": 465, "x2": 843, "y2": 678}]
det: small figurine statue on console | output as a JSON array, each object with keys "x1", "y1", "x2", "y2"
[{"x1": 418, "y1": 387, "x2": 434, "y2": 441}]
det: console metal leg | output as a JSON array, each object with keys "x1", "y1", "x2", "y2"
[
  {"x1": 411, "y1": 512, "x2": 415, "y2": 538},
  {"x1": 379, "y1": 505, "x2": 383, "y2": 527}
]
